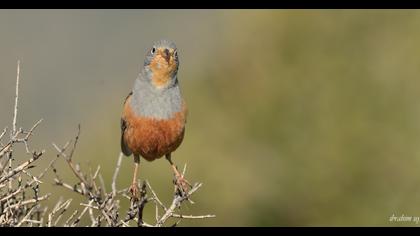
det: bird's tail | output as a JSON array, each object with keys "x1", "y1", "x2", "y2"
[{"x1": 121, "y1": 134, "x2": 132, "y2": 156}]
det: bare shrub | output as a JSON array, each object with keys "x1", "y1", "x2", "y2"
[{"x1": 0, "y1": 61, "x2": 215, "y2": 227}]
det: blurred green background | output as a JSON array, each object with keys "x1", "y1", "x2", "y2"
[{"x1": 1, "y1": 10, "x2": 420, "y2": 226}]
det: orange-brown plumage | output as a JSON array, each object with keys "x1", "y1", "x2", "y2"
[{"x1": 122, "y1": 95, "x2": 187, "y2": 161}]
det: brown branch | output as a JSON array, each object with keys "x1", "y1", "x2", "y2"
[
  {"x1": 155, "y1": 183, "x2": 205, "y2": 227},
  {"x1": 68, "y1": 124, "x2": 80, "y2": 161},
  {"x1": 5, "y1": 194, "x2": 50, "y2": 210},
  {"x1": 54, "y1": 178, "x2": 84, "y2": 195},
  {"x1": 52, "y1": 142, "x2": 91, "y2": 193},
  {"x1": 0, "y1": 151, "x2": 44, "y2": 184}
]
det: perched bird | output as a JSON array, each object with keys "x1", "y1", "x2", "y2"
[{"x1": 120, "y1": 39, "x2": 189, "y2": 199}]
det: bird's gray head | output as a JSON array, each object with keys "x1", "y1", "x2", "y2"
[
  {"x1": 144, "y1": 40, "x2": 178, "y2": 66},
  {"x1": 142, "y1": 39, "x2": 179, "y2": 89}
]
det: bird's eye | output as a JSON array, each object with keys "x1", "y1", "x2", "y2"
[
  {"x1": 151, "y1": 47, "x2": 156, "y2": 54},
  {"x1": 174, "y1": 50, "x2": 178, "y2": 58}
]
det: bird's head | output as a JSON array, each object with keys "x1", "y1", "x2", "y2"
[{"x1": 144, "y1": 39, "x2": 179, "y2": 89}]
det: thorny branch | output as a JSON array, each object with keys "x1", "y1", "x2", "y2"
[
  {"x1": 0, "y1": 61, "x2": 48, "y2": 226},
  {"x1": 0, "y1": 61, "x2": 215, "y2": 227},
  {"x1": 52, "y1": 134, "x2": 215, "y2": 227}
]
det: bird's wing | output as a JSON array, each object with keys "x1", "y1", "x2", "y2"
[{"x1": 120, "y1": 91, "x2": 133, "y2": 156}]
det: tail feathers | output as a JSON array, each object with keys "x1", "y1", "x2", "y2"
[
  {"x1": 120, "y1": 116, "x2": 132, "y2": 156},
  {"x1": 121, "y1": 134, "x2": 132, "y2": 156}
]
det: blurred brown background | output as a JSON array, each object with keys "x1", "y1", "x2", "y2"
[{"x1": 1, "y1": 10, "x2": 420, "y2": 226}]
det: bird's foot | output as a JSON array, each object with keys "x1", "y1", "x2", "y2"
[
  {"x1": 129, "y1": 182, "x2": 140, "y2": 201},
  {"x1": 174, "y1": 173, "x2": 192, "y2": 197}
]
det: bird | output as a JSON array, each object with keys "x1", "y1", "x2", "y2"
[{"x1": 120, "y1": 39, "x2": 190, "y2": 199}]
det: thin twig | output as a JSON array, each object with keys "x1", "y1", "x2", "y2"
[
  {"x1": 0, "y1": 151, "x2": 44, "y2": 184},
  {"x1": 0, "y1": 186, "x2": 23, "y2": 203},
  {"x1": 71, "y1": 200, "x2": 93, "y2": 227},
  {"x1": 17, "y1": 119, "x2": 43, "y2": 153},
  {"x1": 39, "y1": 206, "x2": 48, "y2": 227},
  {"x1": 37, "y1": 152, "x2": 61, "y2": 180},
  {"x1": 98, "y1": 173, "x2": 107, "y2": 196},
  {"x1": 5, "y1": 194, "x2": 50, "y2": 210},
  {"x1": 64, "y1": 210, "x2": 78, "y2": 227},
  {"x1": 146, "y1": 180, "x2": 167, "y2": 211},
  {"x1": 52, "y1": 142, "x2": 90, "y2": 192},
  {"x1": 68, "y1": 124, "x2": 80, "y2": 160},
  {"x1": 53, "y1": 199, "x2": 72, "y2": 226},
  {"x1": 0, "y1": 127, "x2": 7, "y2": 142},
  {"x1": 12, "y1": 60, "x2": 20, "y2": 137},
  {"x1": 155, "y1": 183, "x2": 203, "y2": 227},
  {"x1": 54, "y1": 178, "x2": 84, "y2": 195},
  {"x1": 16, "y1": 205, "x2": 35, "y2": 227},
  {"x1": 112, "y1": 152, "x2": 123, "y2": 197},
  {"x1": 171, "y1": 214, "x2": 216, "y2": 219},
  {"x1": 0, "y1": 143, "x2": 11, "y2": 159}
]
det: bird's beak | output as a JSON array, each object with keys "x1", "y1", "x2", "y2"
[{"x1": 163, "y1": 48, "x2": 170, "y2": 63}]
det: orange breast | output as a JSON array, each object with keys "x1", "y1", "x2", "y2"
[{"x1": 122, "y1": 96, "x2": 187, "y2": 161}]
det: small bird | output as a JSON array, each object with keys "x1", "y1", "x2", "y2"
[{"x1": 120, "y1": 39, "x2": 189, "y2": 199}]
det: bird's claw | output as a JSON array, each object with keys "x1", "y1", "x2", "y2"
[
  {"x1": 174, "y1": 174, "x2": 191, "y2": 197},
  {"x1": 129, "y1": 182, "x2": 140, "y2": 201}
]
